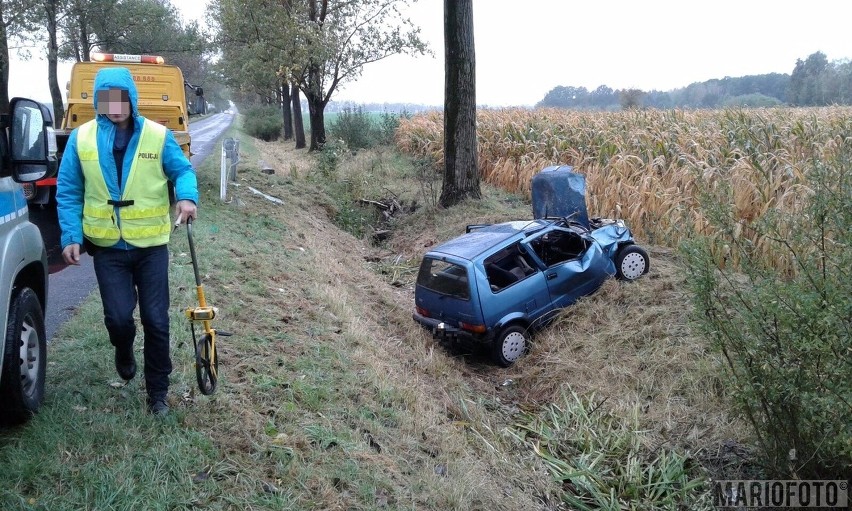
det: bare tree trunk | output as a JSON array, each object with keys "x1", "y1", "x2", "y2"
[
  {"x1": 440, "y1": 0, "x2": 480, "y2": 207},
  {"x1": 305, "y1": 63, "x2": 326, "y2": 151},
  {"x1": 292, "y1": 80, "x2": 306, "y2": 149},
  {"x1": 281, "y1": 78, "x2": 293, "y2": 140},
  {"x1": 45, "y1": 0, "x2": 65, "y2": 126},
  {"x1": 0, "y1": 10, "x2": 10, "y2": 114}
]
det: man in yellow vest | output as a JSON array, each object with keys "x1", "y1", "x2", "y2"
[{"x1": 56, "y1": 67, "x2": 198, "y2": 416}]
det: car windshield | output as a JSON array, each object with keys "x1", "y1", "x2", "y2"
[{"x1": 416, "y1": 258, "x2": 470, "y2": 300}]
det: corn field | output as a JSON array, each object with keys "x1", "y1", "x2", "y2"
[{"x1": 396, "y1": 107, "x2": 852, "y2": 274}]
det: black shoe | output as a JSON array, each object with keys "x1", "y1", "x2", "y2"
[
  {"x1": 115, "y1": 346, "x2": 136, "y2": 381},
  {"x1": 148, "y1": 397, "x2": 169, "y2": 416}
]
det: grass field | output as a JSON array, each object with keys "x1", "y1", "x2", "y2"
[{"x1": 0, "y1": 119, "x2": 745, "y2": 510}]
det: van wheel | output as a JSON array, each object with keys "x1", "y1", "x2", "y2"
[
  {"x1": 492, "y1": 325, "x2": 528, "y2": 367},
  {"x1": 615, "y1": 245, "x2": 649, "y2": 281},
  {"x1": 0, "y1": 288, "x2": 46, "y2": 425}
]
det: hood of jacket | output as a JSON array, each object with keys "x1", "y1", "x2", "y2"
[{"x1": 92, "y1": 67, "x2": 139, "y2": 122}]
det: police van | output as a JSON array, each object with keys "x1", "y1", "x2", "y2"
[{"x1": 0, "y1": 99, "x2": 56, "y2": 424}]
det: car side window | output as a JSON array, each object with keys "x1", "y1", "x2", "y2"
[
  {"x1": 484, "y1": 243, "x2": 537, "y2": 293},
  {"x1": 529, "y1": 229, "x2": 590, "y2": 267}
]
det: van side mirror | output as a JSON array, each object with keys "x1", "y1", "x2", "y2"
[{"x1": 8, "y1": 98, "x2": 57, "y2": 183}]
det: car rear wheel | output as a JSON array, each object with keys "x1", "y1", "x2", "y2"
[
  {"x1": 492, "y1": 325, "x2": 528, "y2": 367},
  {"x1": 0, "y1": 288, "x2": 46, "y2": 425},
  {"x1": 615, "y1": 245, "x2": 649, "y2": 281}
]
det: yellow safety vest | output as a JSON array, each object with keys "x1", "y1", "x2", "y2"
[{"x1": 77, "y1": 119, "x2": 172, "y2": 248}]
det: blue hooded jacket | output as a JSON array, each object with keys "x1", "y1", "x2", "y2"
[{"x1": 56, "y1": 66, "x2": 199, "y2": 249}]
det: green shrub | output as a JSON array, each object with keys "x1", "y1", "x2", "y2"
[
  {"x1": 682, "y1": 144, "x2": 852, "y2": 478},
  {"x1": 328, "y1": 108, "x2": 406, "y2": 150},
  {"x1": 242, "y1": 105, "x2": 283, "y2": 141},
  {"x1": 374, "y1": 110, "x2": 407, "y2": 146},
  {"x1": 328, "y1": 107, "x2": 374, "y2": 150}
]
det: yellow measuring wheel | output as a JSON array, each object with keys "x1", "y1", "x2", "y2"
[{"x1": 182, "y1": 217, "x2": 229, "y2": 395}]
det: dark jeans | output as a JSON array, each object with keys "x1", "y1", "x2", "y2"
[{"x1": 93, "y1": 244, "x2": 172, "y2": 399}]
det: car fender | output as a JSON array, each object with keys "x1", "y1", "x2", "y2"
[
  {"x1": 589, "y1": 223, "x2": 634, "y2": 260},
  {"x1": 494, "y1": 312, "x2": 530, "y2": 334}
]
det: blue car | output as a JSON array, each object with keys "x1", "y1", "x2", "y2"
[{"x1": 412, "y1": 166, "x2": 649, "y2": 367}]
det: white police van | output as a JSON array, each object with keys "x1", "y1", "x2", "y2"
[{"x1": 0, "y1": 99, "x2": 55, "y2": 425}]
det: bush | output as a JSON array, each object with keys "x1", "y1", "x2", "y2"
[
  {"x1": 242, "y1": 105, "x2": 283, "y2": 141},
  {"x1": 328, "y1": 107, "x2": 374, "y2": 150},
  {"x1": 375, "y1": 110, "x2": 408, "y2": 146},
  {"x1": 328, "y1": 107, "x2": 406, "y2": 150},
  {"x1": 683, "y1": 143, "x2": 852, "y2": 478}
]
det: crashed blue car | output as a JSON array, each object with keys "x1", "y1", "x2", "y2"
[{"x1": 413, "y1": 166, "x2": 649, "y2": 367}]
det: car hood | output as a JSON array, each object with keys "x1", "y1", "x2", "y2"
[{"x1": 531, "y1": 165, "x2": 589, "y2": 228}]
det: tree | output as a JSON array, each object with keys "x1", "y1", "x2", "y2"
[
  {"x1": 209, "y1": 0, "x2": 303, "y2": 145},
  {"x1": 59, "y1": 0, "x2": 116, "y2": 62},
  {"x1": 439, "y1": 0, "x2": 479, "y2": 207},
  {"x1": 280, "y1": 76, "x2": 293, "y2": 140},
  {"x1": 294, "y1": 0, "x2": 428, "y2": 151},
  {"x1": 40, "y1": 0, "x2": 63, "y2": 125},
  {"x1": 211, "y1": 0, "x2": 427, "y2": 151},
  {"x1": 789, "y1": 52, "x2": 830, "y2": 106},
  {"x1": 291, "y1": 78, "x2": 306, "y2": 149},
  {"x1": 618, "y1": 88, "x2": 644, "y2": 110},
  {"x1": 0, "y1": 0, "x2": 38, "y2": 113}
]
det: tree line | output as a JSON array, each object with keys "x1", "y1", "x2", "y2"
[
  {"x1": 537, "y1": 52, "x2": 852, "y2": 110},
  {"x1": 0, "y1": 0, "x2": 217, "y2": 123}
]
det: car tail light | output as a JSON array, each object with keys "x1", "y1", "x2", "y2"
[
  {"x1": 459, "y1": 322, "x2": 486, "y2": 334},
  {"x1": 415, "y1": 306, "x2": 430, "y2": 317},
  {"x1": 22, "y1": 183, "x2": 35, "y2": 200}
]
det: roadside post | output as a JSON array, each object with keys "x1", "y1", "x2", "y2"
[{"x1": 220, "y1": 138, "x2": 240, "y2": 202}]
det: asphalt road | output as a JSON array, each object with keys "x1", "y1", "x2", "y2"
[{"x1": 34, "y1": 111, "x2": 236, "y2": 341}]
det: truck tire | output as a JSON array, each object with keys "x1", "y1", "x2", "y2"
[{"x1": 0, "y1": 288, "x2": 46, "y2": 425}]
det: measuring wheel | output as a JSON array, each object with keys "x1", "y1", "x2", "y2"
[{"x1": 194, "y1": 331, "x2": 218, "y2": 395}]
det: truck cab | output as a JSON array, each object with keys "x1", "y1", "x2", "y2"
[{"x1": 0, "y1": 98, "x2": 55, "y2": 424}]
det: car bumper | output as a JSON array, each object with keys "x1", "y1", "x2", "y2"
[{"x1": 412, "y1": 312, "x2": 491, "y2": 343}]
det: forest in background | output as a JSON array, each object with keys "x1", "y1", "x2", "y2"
[{"x1": 536, "y1": 51, "x2": 851, "y2": 110}]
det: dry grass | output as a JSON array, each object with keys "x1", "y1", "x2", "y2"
[{"x1": 196, "y1": 139, "x2": 561, "y2": 509}]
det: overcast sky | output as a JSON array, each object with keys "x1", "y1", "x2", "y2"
[{"x1": 10, "y1": 0, "x2": 852, "y2": 107}]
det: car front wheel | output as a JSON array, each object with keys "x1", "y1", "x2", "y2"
[
  {"x1": 492, "y1": 325, "x2": 528, "y2": 367},
  {"x1": 0, "y1": 287, "x2": 46, "y2": 425},
  {"x1": 615, "y1": 245, "x2": 650, "y2": 281}
]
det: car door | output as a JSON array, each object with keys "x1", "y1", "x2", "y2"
[
  {"x1": 523, "y1": 227, "x2": 609, "y2": 309},
  {"x1": 477, "y1": 242, "x2": 551, "y2": 327}
]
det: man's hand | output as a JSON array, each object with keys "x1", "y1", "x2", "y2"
[
  {"x1": 173, "y1": 199, "x2": 198, "y2": 226},
  {"x1": 62, "y1": 243, "x2": 81, "y2": 265}
]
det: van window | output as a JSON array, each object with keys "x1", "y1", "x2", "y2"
[{"x1": 416, "y1": 258, "x2": 470, "y2": 300}]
